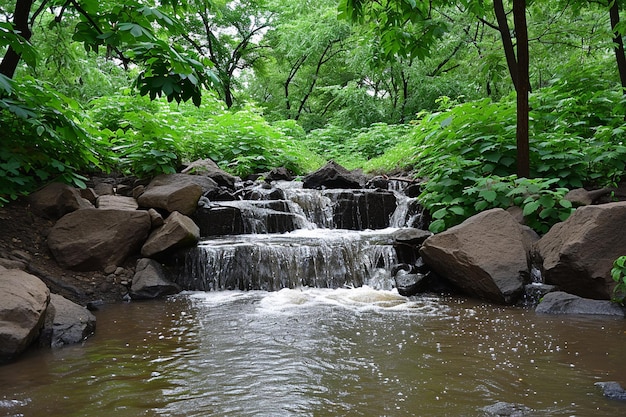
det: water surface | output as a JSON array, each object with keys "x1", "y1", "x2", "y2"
[{"x1": 1, "y1": 289, "x2": 626, "y2": 416}]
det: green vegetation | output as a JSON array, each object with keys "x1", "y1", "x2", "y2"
[
  {"x1": 2, "y1": 0, "x2": 626, "y2": 235},
  {"x1": 611, "y1": 255, "x2": 626, "y2": 305}
]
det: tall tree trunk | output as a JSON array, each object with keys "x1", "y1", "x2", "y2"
[
  {"x1": 610, "y1": 0, "x2": 626, "y2": 93},
  {"x1": 0, "y1": 0, "x2": 34, "y2": 78},
  {"x1": 493, "y1": 0, "x2": 519, "y2": 91},
  {"x1": 513, "y1": 0, "x2": 530, "y2": 178}
]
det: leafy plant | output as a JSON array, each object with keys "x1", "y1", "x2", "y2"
[{"x1": 611, "y1": 256, "x2": 626, "y2": 305}]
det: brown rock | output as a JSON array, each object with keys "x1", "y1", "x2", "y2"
[
  {"x1": 28, "y1": 182, "x2": 93, "y2": 220},
  {"x1": 420, "y1": 208, "x2": 532, "y2": 304},
  {"x1": 47, "y1": 209, "x2": 151, "y2": 271},
  {"x1": 534, "y1": 202, "x2": 626, "y2": 299},
  {"x1": 141, "y1": 211, "x2": 200, "y2": 257},
  {"x1": 40, "y1": 294, "x2": 96, "y2": 348},
  {"x1": 181, "y1": 158, "x2": 238, "y2": 189},
  {"x1": 0, "y1": 269, "x2": 50, "y2": 362},
  {"x1": 95, "y1": 195, "x2": 139, "y2": 210},
  {"x1": 130, "y1": 258, "x2": 180, "y2": 299},
  {"x1": 137, "y1": 174, "x2": 218, "y2": 215}
]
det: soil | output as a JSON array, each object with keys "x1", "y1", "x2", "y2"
[{"x1": 0, "y1": 197, "x2": 135, "y2": 306}]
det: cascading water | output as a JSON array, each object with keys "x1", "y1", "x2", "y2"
[{"x1": 177, "y1": 182, "x2": 420, "y2": 292}]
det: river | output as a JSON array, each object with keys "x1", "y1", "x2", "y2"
[{"x1": 2, "y1": 288, "x2": 626, "y2": 417}]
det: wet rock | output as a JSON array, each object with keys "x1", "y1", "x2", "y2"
[
  {"x1": 420, "y1": 209, "x2": 533, "y2": 304},
  {"x1": 0, "y1": 269, "x2": 50, "y2": 362},
  {"x1": 141, "y1": 211, "x2": 200, "y2": 258},
  {"x1": 138, "y1": 174, "x2": 218, "y2": 215},
  {"x1": 522, "y1": 283, "x2": 558, "y2": 306},
  {"x1": 95, "y1": 195, "x2": 138, "y2": 210},
  {"x1": 192, "y1": 206, "x2": 244, "y2": 236},
  {"x1": 534, "y1": 202, "x2": 626, "y2": 299},
  {"x1": 181, "y1": 158, "x2": 238, "y2": 189},
  {"x1": 47, "y1": 209, "x2": 151, "y2": 271},
  {"x1": 394, "y1": 269, "x2": 429, "y2": 296},
  {"x1": 204, "y1": 187, "x2": 237, "y2": 201},
  {"x1": 28, "y1": 182, "x2": 93, "y2": 220},
  {"x1": 40, "y1": 294, "x2": 96, "y2": 348},
  {"x1": 535, "y1": 291, "x2": 625, "y2": 316},
  {"x1": 481, "y1": 401, "x2": 532, "y2": 416},
  {"x1": 303, "y1": 161, "x2": 364, "y2": 189},
  {"x1": 365, "y1": 175, "x2": 390, "y2": 190},
  {"x1": 595, "y1": 381, "x2": 626, "y2": 401},
  {"x1": 393, "y1": 228, "x2": 432, "y2": 264},
  {"x1": 130, "y1": 258, "x2": 180, "y2": 299},
  {"x1": 330, "y1": 190, "x2": 397, "y2": 230}
]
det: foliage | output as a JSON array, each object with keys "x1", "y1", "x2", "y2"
[
  {"x1": 0, "y1": 77, "x2": 102, "y2": 203},
  {"x1": 366, "y1": 63, "x2": 626, "y2": 233},
  {"x1": 86, "y1": 93, "x2": 324, "y2": 179},
  {"x1": 611, "y1": 255, "x2": 626, "y2": 305}
]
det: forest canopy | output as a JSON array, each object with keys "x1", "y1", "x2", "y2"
[{"x1": 2, "y1": 0, "x2": 626, "y2": 232}]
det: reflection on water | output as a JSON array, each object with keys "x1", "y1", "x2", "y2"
[{"x1": 1, "y1": 289, "x2": 626, "y2": 417}]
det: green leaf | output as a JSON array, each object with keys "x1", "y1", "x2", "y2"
[{"x1": 522, "y1": 201, "x2": 541, "y2": 216}]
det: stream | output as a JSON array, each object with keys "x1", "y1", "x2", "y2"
[
  {"x1": 1, "y1": 290, "x2": 626, "y2": 416},
  {"x1": 2, "y1": 181, "x2": 626, "y2": 416}
]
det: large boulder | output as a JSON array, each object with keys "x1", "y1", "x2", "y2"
[
  {"x1": 40, "y1": 294, "x2": 96, "y2": 348},
  {"x1": 420, "y1": 209, "x2": 534, "y2": 304},
  {"x1": 534, "y1": 202, "x2": 626, "y2": 299},
  {"x1": 303, "y1": 161, "x2": 364, "y2": 190},
  {"x1": 181, "y1": 159, "x2": 238, "y2": 189},
  {"x1": 141, "y1": 211, "x2": 200, "y2": 258},
  {"x1": 0, "y1": 269, "x2": 50, "y2": 362},
  {"x1": 137, "y1": 174, "x2": 218, "y2": 215},
  {"x1": 130, "y1": 258, "x2": 181, "y2": 299},
  {"x1": 47, "y1": 209, "x2": 151, "y2": 271},
  {"x1": 28, "y1": 182, "x2": 92, "y2": 220},
  {"x1": 536, "y1": 291, "x2": 625, "y2": 316}
]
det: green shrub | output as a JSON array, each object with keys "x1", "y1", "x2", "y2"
[{"x1": 611, "y1": 255, "x2": 626, "y2": 305}]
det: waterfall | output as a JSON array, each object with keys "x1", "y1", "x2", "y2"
[{"x1": 178, "y1": 181, "x2": 424, "y2": 292}]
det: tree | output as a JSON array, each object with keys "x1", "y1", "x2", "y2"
[
  {"x1": 1, "y1": 0, "x2": 217, "y2": 105},
  {"x1": 339, "y1": 0, "x2": 533, "y2": 176},
  {"x1": 178, "y1": 0, "x2": 272, "y2": 108}
]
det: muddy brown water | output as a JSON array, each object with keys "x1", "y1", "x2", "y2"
[{"x1": 2, "y1": 288, "x2": 626, "y2": 417}]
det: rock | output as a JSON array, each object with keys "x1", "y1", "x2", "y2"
[
  {"x1": 595, "y1": 381, "x2": 626, "y2": 401},
  {"x1": 0, "y1": 269, "x2": 50, "y2": 362},
  {"x1": 192, "y1": 206, "x2": 244, "y2": 236},
  {"x1": 93, "y1": 181, "x2": 115, "y2": 196},
  {"x1": 47, "y1": 209, "x2": 151, "y2": 271},
  {"x1": 0, "y1": 257, "x2": 26, "y2": 270},
  {"x1": 80, "y1": 188, "x2": 98, "y2": 204},
  {"x1": 266, "y1": 167, "x2": 294, "y2": 182},
  {"x1": 420, "y1": 209, "x2": 533, "y2": 304},
  {"x1": 394, "y1": 269, "x2": 429, "y2": 296},
  {"x1": 141, "y1": 211, "x2": 200, "y2": 258},
  {"x1": 481, "y1": 401, "x2": 532, "y2": 416},
  {"x1": 564, "y1": 187, "x2": 613, "y2": 206},
  {"x1": 181, "y1": 158, "x2": 238, "y2": 189},
  {"x1": 534, "y1": 202, "x2": 626, "y2": 299},
  {"x1": 330, "y1": 190, "x2": 397, "y2": 230},
  {"x1": 148, "y1": 208, "x2": 165, "y2": 228},
  {"x1": 40, "y1": 294, "x2": 96, "y2": 348},
  {"x1": 138, "y1": 174, "x2": 218, "y2": 215},
  {"x1": 535, "y1": 291, "x2": 625, "y2": 316},
  {"x1": 303, "y1": 161, "x2": 364, "y2": 189},
  {"x1": 393, "y1": 228, "x2": 432, "y2": 264},
  {"x1": 522, "y1": 283, "x2": 558, "y2": 306},
  {"x1": 130, "y1": 258, "x2": 181, "y2": 299},
  {"x1": 28, "y1": 182, "x2": 93, "y2": 220},
  {"x1": 95, "y1": 195, "x2": 139, "y2": 210}
]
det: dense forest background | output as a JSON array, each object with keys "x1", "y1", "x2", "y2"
[{"x1": 2, "y1": 0, "x2": 626, "y2": 232}]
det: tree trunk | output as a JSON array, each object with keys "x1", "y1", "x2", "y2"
[
  {"x1": 610, "y1": 0, "x2": 626, "y2": 93},
  {"x1": 493, "y1": 0, "x2": 518, "y2": 91},
  {"x1": 513, "y1": 0, "x2": 530, "y2": 178},
  {"x1": 0, "y1": 0, "x2": 34, "y2": 78}
]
